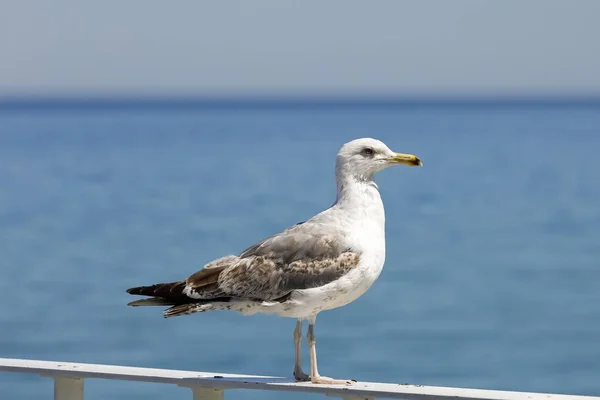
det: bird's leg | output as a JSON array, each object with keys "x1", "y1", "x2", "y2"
[
  {"x1": 307, "y1": 320, "x2": 353, "y2": 385},
  {"x1": 293, "y1": 319, "x2": 310, "y2": 381}
]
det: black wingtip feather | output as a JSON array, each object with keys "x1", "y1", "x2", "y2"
[
  {"x1": 126, "y1": 285, "x2": 156, "y2": 296},
  {"x1": 126, "y1": 281, "x2": 188, "y2": 300}
]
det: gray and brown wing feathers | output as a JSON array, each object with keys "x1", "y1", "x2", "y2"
[{"x1": 126, "y1": 221, "x2": 361, "y2": 315}]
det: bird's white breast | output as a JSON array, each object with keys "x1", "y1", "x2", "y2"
[{"x1": 272, "y1": 181, "x2": 387, "y2": 319}]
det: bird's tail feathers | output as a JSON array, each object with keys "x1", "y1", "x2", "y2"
[
  {"x1": 163, "y1": 301, "x2": 230, "y2": 318},
  {"x1": 127, "y1": 298, "x2": 176, "y2": 307},
  {"x1": 127, "y1": 280, "x2": 233, "y2": 317}
]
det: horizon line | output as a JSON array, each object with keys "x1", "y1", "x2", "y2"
[{"x1": 1, "y1": 93, "x2": 600, "y2": 110}]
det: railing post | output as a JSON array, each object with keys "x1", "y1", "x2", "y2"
[
  {"x1": 183, "y1": 385, "x2": 224, "y2": 400},
  {"x1": 53, "y1": 377, "x2": 84, "y2": 400}
]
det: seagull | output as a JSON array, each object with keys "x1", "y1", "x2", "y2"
[{"x1": 126, "y1": 138, "x2": 422, "y2": 384}]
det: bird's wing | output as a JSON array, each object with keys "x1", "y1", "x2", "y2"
[{"x1": 184, "y1": 221, "x2": 361, "y2": 301}]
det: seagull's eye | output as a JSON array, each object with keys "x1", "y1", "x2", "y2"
[{"x1": 363, "y1": 147, "x2": 374, "y2": 156}]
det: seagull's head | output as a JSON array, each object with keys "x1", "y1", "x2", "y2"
[{"x1": 336, "y1": 138, "x2": 422, "y2": 181}]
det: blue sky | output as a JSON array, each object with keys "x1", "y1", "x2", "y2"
[{"x1": 1, "y1": 0, "x2": 599, "y2": 97}]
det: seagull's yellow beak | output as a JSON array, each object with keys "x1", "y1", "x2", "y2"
[{"x1": 388, "y1": 152, "x2": 423, "y2": 167}]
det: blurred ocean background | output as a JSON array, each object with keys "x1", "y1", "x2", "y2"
[{"x1": 0, "y1": 101, "x2": 599, "y2": 399}]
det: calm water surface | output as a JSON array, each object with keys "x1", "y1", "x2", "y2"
[{"x1": 0, "y1": 103, "x2": 599, "y2": 399}]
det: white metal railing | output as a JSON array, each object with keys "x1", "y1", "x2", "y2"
[{"x1": 1, "y1": 358, "x2": 598, "y2": 400}]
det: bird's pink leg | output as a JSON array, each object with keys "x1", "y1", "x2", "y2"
[
  {"x1": 307, "y1": 320, "x2": 353, "y2": 385},
  {"x1": 293, "y1": 320, "x2": 310, "y2": 381}
]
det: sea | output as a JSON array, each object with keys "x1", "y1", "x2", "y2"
[{"x1": 0, "y1": 99, "x2": 599, "y2": 399}]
